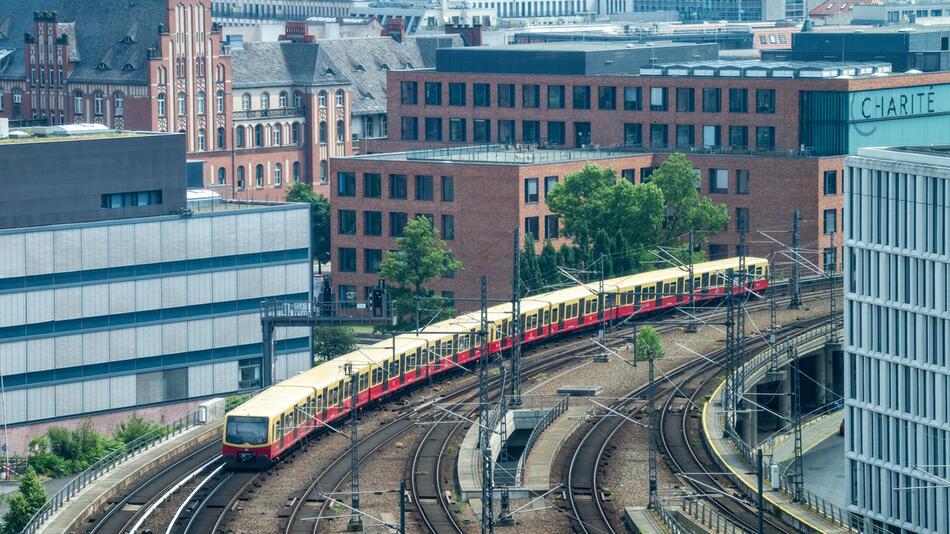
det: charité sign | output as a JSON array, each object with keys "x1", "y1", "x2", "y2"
[{"x1": 850, "y1": 85, "x2": 946, "y2": 121}]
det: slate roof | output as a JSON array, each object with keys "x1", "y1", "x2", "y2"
[
  {"x1": 0, "y1": 0, "x2": 167, "y2": 85},
  {"x1": 231, "y1": 42, "x2": 350, "y2": 88}
]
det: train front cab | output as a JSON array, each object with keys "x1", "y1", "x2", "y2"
[{"x1": 223, "y1": 412, "x2": 275, "y2": 469}]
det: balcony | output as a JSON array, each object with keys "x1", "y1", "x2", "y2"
[{"x1": 233, "y1": 107, "x2": 305, "y2": 121}]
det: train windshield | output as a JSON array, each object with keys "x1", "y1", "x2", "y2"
[{"x1": 225, "y1": 416, "x2": 268, "y2": 445}]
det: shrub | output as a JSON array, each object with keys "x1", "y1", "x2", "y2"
[
  {"x1": 114, "y1": 414, "x2": 164, "y2": 444},
  {"x1": 1, "y1": 467, "x2": 47, "y2": 534},
  {"x1": 27, "y1": 420, "x2": 121, "y2": 478}
]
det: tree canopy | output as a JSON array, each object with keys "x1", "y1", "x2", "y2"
[
  {"x1": 2, "y1": 467, "x2": 48, "y2": 534},
  {"x1": 379, "y1": 216, "x2": 462, "y2": 328},
  {"x1": 648, "y1": 153, "x2": 730, "y2": 252},
  {"x1": 634, "y1": 326, "x2": 665, "y2": 361},
  {"x1": 286, "y1": 183, "x2": 331, "y2": 268},
  {"x1": 313, "y1": 325, "x2": 357, "y2": 360}
]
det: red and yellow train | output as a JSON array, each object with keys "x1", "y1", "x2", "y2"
[{"x1": 223, "y1": 257, "x2": 769, "y2": 468}]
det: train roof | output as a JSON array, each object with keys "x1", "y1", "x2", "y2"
[{"x1": 228, "y1": 383, "x2": 316, "y2": 418}]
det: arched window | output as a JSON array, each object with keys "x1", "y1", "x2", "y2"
[
  {"x1": 216, "y1": 90, "x2": 224, "y2": 114},
  {"x1": 293, "y1": 161, "x2": 301, "y2": 182},
  {"x1": 217, "y1": 167, "x2": 226, "y2": 185},
  {"x1": 236, "y1": 126, "x2": 245, "y2": 148},
  {"x1": 216, "y1": 64, "x2": 225, "y2": 82},
  {"x1": 242, "y1": 93, "x2": 251, "y2": 111},
  {"x1": 318, "y1": 90, "x2": 327, "y2": 108},
  {"x1": 293, "y1": 91, "x2": 302, "y2": 108},
  {"x1": 335, "y1": 89, "x2": 344, "y2": 106},
  {"x1": 336, "y1": 120, "x2": 345, "y2": 143},
  {"x1": 274, "y1": 163, "x2": 282, "y2": 186},
  {"x1": 237, "y1": 166, "x2": 245, "y2": 189},
  {"x1": 260, "y1": 92, "x2": 270, "y2": 109},
  {"x1": 197, "y1": 128, "x2": 206, "y2": 150},
  {"x1": 158, "y1": 66, "x2": 167, "y2": 85},
  {"x1": 254, "y1": 124, "x2": 263, "y2": 147},
  {"x1": 319, "y1": 121, "x2": 327, "y2": 144},
  {"x1": 273, "y1": 123, "x2": 282, "y2": 145},
  {"x1": 157, "y1": 93, "x2": 166, "y2": 117},
  {"x1": 291, "y1": 122, "x2": 300, "y2": 145},
  {"x1": 255, "y1": 164, "x2": 264, "y2": 188},
  {"x1": 320, "y1": 160, "x2": 328, "y2": 183},
  {"x1": 114, "y1": 92, "x2": 124, "y2": 116},
  {"x1": 279, "y1": 91, "x2": 288, "y2": 108},
  {"x1": 196, "y1": 91, "x2": 206, "y2": 115},
  {"x1": 93, "y1": 92, "x2": 103, "y2": 116},
  {"x1": 177, "y1": 92, "x2": 186, "y2": 116},
  {"x1": 217, "y1": 127, "x2": 225, "y2": 149},
  {"x1": 73, "y1": 91, "x2": 82, "y2": 114}
]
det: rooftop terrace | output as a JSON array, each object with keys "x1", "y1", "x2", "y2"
[{"x1": 348, "y1": 145, "x2": 642, "y2": 165}]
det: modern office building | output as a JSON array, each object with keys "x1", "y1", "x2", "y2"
[
  {"x1": 0, "y1": 129, "x2": 311, "y2": 453},
  {"x1": 331, "y1": 144, "x2": 844, "y2": 303},
  {"x1": 844, "y1": 145, "x2": 950, "y2": 533}
]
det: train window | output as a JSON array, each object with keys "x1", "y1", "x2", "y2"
[
  {"x1": 359, "y1": 373, "x2": 369, "y2": 391},
  {"x1": 316, "y1": 395, "x2": 323, "y2": 412},
  {"x1": 701, "y1": 273, "x2": 709, "y2": 293},
  {"x1": 329, "y1": 387, "x2": 338, "y2": 406},
  {"x1": 459, "y1": 334, "x2": 470, "y2": 352},
  {"x1": 407, "y1": 352, "x2": 416, "y2": 370},
  {"x1": 542, "y1": 309, "x2": 550, "y2": 326},
  {"x1": 284, "y1": 413, "x2": 292, "y2": 434},
  {"x1": 372, "y1": 367, "x2": 383, "y2": 385},
  {"x1": 275, "y1": 420, "x2": 281, "y2": 437},
  {"x1": 445, "y1": 337, "x2": 454, "y2": 356},
  {"x1": 344, "y1": 382, "x2": 352, "y2": 399},
  {"x1": 551, "y1": 307, "x2": 559, "y2": 323},
  {"x1": 389, "y1": 359, "x2": 400, "y2": 376}
]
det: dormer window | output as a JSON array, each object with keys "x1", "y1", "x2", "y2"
[
  {"x1": 403, "y1": 62, "x2": 414, "y2": 69},
  {"x1": 324, "y1": 67, "x2": 335, "y2": 75},
  {"x1": 378, "y1": 63, "x2": 389, "y2": 71},
  {"x1": 122, "y1": 63, "x2": 135, "y2": 71},
  {"x1": 121, "y1": 35, "x2": 135, "y2": 44},
  {"x1": 96, "y1": 62, "x2": 108, "y2": 70},
  {"x1": 354, "y1": 64, "x2": 365, "y2": 72}
]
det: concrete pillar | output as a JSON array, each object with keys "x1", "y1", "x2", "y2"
[{"x1": 778, "y1": 367, "x2": 792, "y2": 422}]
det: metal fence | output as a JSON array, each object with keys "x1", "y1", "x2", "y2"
[
  {"x1": 670, "y1": 495, "x2": 750, "y2": 534},
  {"x1": 20, "y1": 410, "x2": 201, "y2": 534},
  {"x1": 518, "y1": 396, "x2": 569, "y2": 483}
]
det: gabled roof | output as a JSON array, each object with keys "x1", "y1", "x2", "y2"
[
  {"x1": 231, "y1": 42, "x2": 350, "y2": 89},
  {"x1": 0, "y1": 0, "x2": 167, "y2": 85}
]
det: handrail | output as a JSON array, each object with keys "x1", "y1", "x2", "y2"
[
  {"x1": 519, "y1": 396, "x2": 569, "y2": 483},
  {"x1": 20, "y1": 410, "x2": 200, "y2": 534},
  {"x1": 670, "y1": 494, "x2": 750, "y2": 534}
]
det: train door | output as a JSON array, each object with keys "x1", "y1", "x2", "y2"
[
  {"x1": 558, "y1": 303, "x2": 565, "y2": 330},
  {"x1": 541, "y1": 309, "x2": 549, "y2": 336},
  {"x1": 320, "y1": 387, "x2": 328, "y2": 419},
  {"x1": 701, "y1": 273, "x2": 709, "y2": 295},
  {"x1": 654, "y1": 282, "x2": 663, "y2": 303},
  {"x1": 399, "y1": 353, "x2": 406, "y2": 384},
  {"x1": 452, "y1": 335, "x2": 460, "y2": 363},
  {"x1": 501, "y1": 319, "x2": 509, "y2": 348},
  {"x1": 338, "y1": 380, "x2": 346, "y2": 409},
  {"x1": 578, "y1": 298, "x2": 585, "y2": 324},
  {"x1": 416, "y1": 347, "x2": 424, "y2": 378},
  {"x1": 676, "y1": 277, "x2": 684, "y2": 302},
  {"x1": 381, "y1": 361, "x2": 390, "y2": 392}
]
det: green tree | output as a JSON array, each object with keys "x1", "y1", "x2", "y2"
[
  {"x1": 592, "y1": 229, "x2": 614, "y2": 278},
  {"x1": 557, "y1": 244, "x2": 576, "y2": 272},
  {"x1": 520, "y1": 235, "x2": 543, "y2": 295},
  {"x1": 28, "y1": 420, "x2": 120, "y2": 478},
  {"x1": 286, "y1": 182, "x2": 331, "y2": 271},
  {"x1": 313, "y1": 325, "x2": 357, "y2": 360},
  {"x1": 379, "y1": 217, "x2": 462, "y2": 327},
  {"x1": 114, "y1": 414, "x2": 163, "y2": 444},
  {"x1": 634, "y1": 326, "x2": 665, "y2": 361},
  {"x1": 649, "y1": 153, "x2": 730, "y2": 253},
  {"x1": 2, "y1": 466, "x2": 48, "y2": 534},
  {"x1": 538, "y1": 240, "x2": 559, "y2": 288}
]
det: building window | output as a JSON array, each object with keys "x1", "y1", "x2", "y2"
[
  {"x1": 74, "y1": 91, "x2": 83, "y2": 114},
  {"x1": 498, "y1": 120, "x2": 515, "y2": 143},
  {"x1": 755, "y1": 126, "x2": 775, "y2": 151},
  {"x1": 335, "y1": 90, "x2": 344, "y2": 106},
  {"x1": 649, "y1": 87, "x2": 667, "y2": 111},
  {"x1": 441, "y1": 214, "x2": 455, "y2": 240},
  {"x1": 498, "y1": 84, "x2": 515, "y2": 108},
  {"x1": 547, "y1": 85, "x2": 565, "y2": 109},
  {"x1": 544, "y1": 215, "x2": 559, "y2": 239},
  {"x1": 338, "y1": 209, "x2": 357, "y2": 234},
  {"x1": 338, "y1": 172, "x2": 356, "y2": 196},
  {"x1": 449, "y1": 118, "x2": 466, "y2": 142},
  {"x1": 624, "y1": 123, "x2": 642, "y2": 146},
  {"x1": 425, "y1": 117, "x2": 443, "y2": 141},
  {"x1": 729, "y1": 126, "x2": 748, "y2": 149},
  {"x1": 319, "y1": 121, "x2": 328, "y2": 143},
  {"x1": 756, "y1": 89, "x2": 775, "y2": 113},
  {"x1": 415, "y1": 175, "x2": 434, "y2": 200},
  {"x1": 113, "y1": 93, "x2": 124, "y2": 116},
  {"x1": 242, "y1": 93, "x2": 251, "y2": 111},
  {"x1": 236, "y1": 127, "x2": 245, "y2": 148},
  {"x1": 364, "y1": 211, "x2": 382, "y2": 236},
  {"x1": 641, "y1": 167, "x2": 654, "y2": 183},
  {"x1": 675, "y1": 125, "x2": 694, "y2": 148},
  {"x1": 93, "y1": 93, "x2": 103, "y2": 116},
  {"x1": 473, "y1": 119, "x2": 490, "y2": 143},
  {"x1": 597, "y1": 86, "x2": 616, "y2": 110},
  {"x1": 823, "y1": 208, "x2": 837, "y2": 234},
  {"x1": 702, "y1": 125, "x2": 721, "y2": 148},
  {"x1": 278, "y1": 91, "x2": 288, "y2": 108},
  {"x1": 736, "y1": 207, "x2": 749, "y2": 232},
  {"x1": 177, "y1": 92, "x2": 186, "y2": 116},
  {"x1": 709, "y1": 244, "x2": 728, "y2": 260},
  {"x1": 676, "y1": 87, "x2": 695, "y2": 112},
  {"x1": 523, "y1": 84, "x2": 540, "y2": 108},
  {"x1": 400, "y1": 117, "x2": 418, "y2": 140},
  {"x1": 197, "y1": 128, "x2": 206, "y2": 150},
  {"x1": 255, "y1": 164, "x2": 264, "y2": 188},
  {"x1": 729, "y1": 88, "x2": 748, "y2": 113},
  {"x1": 736, "y1": 169, "x2": 750, "y2": 194},
  {"x1": 389, "y1": 174, "x2": 407, "y2": 199},
  {"x1": 425, "y1": 81, "x2": 442, "y2": 105},
  {"x1": 544, "y1": 176, "x2": 559, "y2": 197},
  {"x1": 293, "y1": 161, "x2": 300, "y2": 182},
  {"x1": 650, "y1": 123, "x2": 668, "y2": 148},
  {"x1": 524, "y1": 178, "x2": 539, "y2": 203},
  {"x1": 12, "y1": 89, "x2": 21, "y2": 105},
  {"x1": 255, "y1": 124, "x2": 264, "y2": 147},
  {"x1": 292, "y1": 122, "x2": 300, "y2": 145},
  {"x1": 364, "y1": 249, "x2": 382, "y2": 273},
  {"x1": 237, "y1": 166, "x2": 245, "y2": 189},
  {"x1": 260, "y1": 92, "x2": 270, "y2": 109},
  {"x1": 196, "y1": 91, "x2": 205, "y2": 115},
  {"x1": 319, "y1": 90, "x2": 327, "y2": 108},
  {"x1": 709, "y1": 169, "x2": 728, "y2": 193},
  {"x1": 823, "y1": 247, "x2": 837, "y2": 273},
  {"x1": 390, "y1": 212, "x2": 408, "y2": 237},
  {"x1": 338, "y1": 248, "x2": 357, "y2": 272},
  {"x1": 274, "y1": 163, "x2": 282, "y2": 186},
  {"x1": 574, "y1": 122, "x2": 591, "y2": 147},
  {"x1": 702, "y1": 88, "x2": 721, "y2": 113},
  {"x1": 522, "y1": 120, "x2": 541, "y2": 144},
  {"x1": 101, "y1": 190, "x2": 163, "y2": 208},
  {"x1": 441, "y1": 176, "x2": 454, "y2": 202},
  {"x1": 624, "y1": 86, "x2": 642, "y2": 110},
  {"x1": 364, "y1": 173, "x2": 382, "y2": 198},
  {"x1": 320, "y1": 161, "x2": 328, "y2": 183},
  {"x1": 572, "y1": 85, "x2": 591, "y2": 109},
  {"x1": 449, "y1": 82, "x2": 466, "y2": 106},
  {"x1": 217, "y1": 167, "x2": 226, "y2": 185},
  {"x1": 336, "y1": 120, "x2": 345, "y2": 143},
  {"x1": 273, "y1": 123, "x2": 282, "y2": 145},
  {"x1": 473, "y1": 83, "x2": 491, "y2": 107},
  {"x1": 216, "y1": 90, "x2": 224, "y2": 114},
  {"x1": 525, "y1": 216, "x2": 540, "y2": 241},
  {"x1": 547, "y1": 121, "x2": 565, "y2": 145},
  {"x1": 823, "y1": 170, "x2": 838, "y2": 195},
  {"x1": 294, "y1": 91, "x2": 302, "y2": 107}
]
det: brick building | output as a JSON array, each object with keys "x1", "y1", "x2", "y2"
[{"x1": 330, "y1": 145, "x2": 845, "y2": 304}]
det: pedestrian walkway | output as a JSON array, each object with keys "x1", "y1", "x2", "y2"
[
  {"x1": 37, "y1": 421, "x2": 222, "y2": 534},
  {"x1": 521, "y1": 403, "x2": 587, "y2": 490},
  {"x1": 765, "y1": 411, "x2": 843, "y2": 466}
]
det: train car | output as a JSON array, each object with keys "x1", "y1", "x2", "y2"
[{"x1": 223, "y1": 257, "x2": 768, "y2": 468}]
